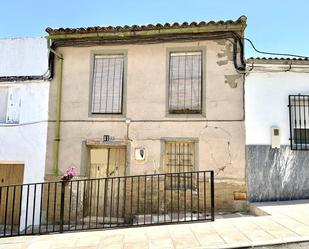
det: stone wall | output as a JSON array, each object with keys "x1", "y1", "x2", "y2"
[{"x1": 247, "y1": 145, "x2": 309, "y2": 202}]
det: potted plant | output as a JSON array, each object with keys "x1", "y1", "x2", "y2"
[{"x1": 61, "y1": 166, "x2": 77, "y2": 186}]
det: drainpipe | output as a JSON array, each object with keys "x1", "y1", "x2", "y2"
[{"x1": 47, "y1": 40, "x2": 63, "y2": 176}]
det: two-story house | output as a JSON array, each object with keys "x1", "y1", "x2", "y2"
[{"x1": 45, "y1": 16, "x2": 247, "y2": 211}]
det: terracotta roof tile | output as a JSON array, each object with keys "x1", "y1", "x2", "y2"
[{"x1": 46, "y1": 16, "x2": 247, "y2": 35}]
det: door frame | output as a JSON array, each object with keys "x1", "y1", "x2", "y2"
[
  {"x1": 85, "y1": 143, "x2": 128, "y2": 178},
  {"x1": 84, "y1": 144, "x2": 128, "y2": 219}
]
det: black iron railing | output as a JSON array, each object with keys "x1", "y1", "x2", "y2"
[{"x1": 0, "y1": 170, "x2": 214, "y2": 237}]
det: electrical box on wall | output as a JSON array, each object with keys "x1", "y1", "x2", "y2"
[
  {"x1": 271, "y1": 127, "x2": 280, "y2": 149},
  {"x1": 135, "y1": 148, "x2": 146, "y2": 161}
]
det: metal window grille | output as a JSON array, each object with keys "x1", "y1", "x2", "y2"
[
  {"x1": 168, "y1": 51, "x2": 202, "y2": 114},
  {"x1": 165, "y1": 141, "x2": 196, "y2": 190},
  {"x1": 165, "y1": 142, "x2": 195, "y2": 173},
  {"x1": 91, "y1": 54, "x2": 124, "y2": 114},
  {"x1": 288, "y1": 95, "x2": 309, "y2": 150}
]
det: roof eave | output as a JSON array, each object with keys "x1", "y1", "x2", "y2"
[
  {"x1": 46, "y1": 23, "x2": 246, "y2": 41},
  {"x1": 247, "y1": 58, "x2": 309, "y2": 66},
  {"x1": 0, "y1": 75, "x2": 49, "y2": 82}
]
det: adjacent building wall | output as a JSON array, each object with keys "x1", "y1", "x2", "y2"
[
  {"x1": 0, "y1": 37, "x2": 48, "y2": 77},
  {"x1": 0, "y1": 37, "x2": 50, "y2": 229},
  {"x1": 245, "y1": 61, "x2": 309, "y2": 201},
  {"x1": 46, "y1": 39, "x2": 246, "y2": 210},
  {"x1": 0, "y1": 37, "x2": 49, "y2": 184},
  {"x1": 0, "y1": 80, "x2": 50, "y2": 229},
  {"x1": 0, "y1": 81, "x2": 49, "y2": 184}
]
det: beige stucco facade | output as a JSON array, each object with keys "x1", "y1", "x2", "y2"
[{"x1": 45, "y1": 38, "x2": 246, "y2": 210}]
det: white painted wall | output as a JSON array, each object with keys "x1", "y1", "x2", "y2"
[
  {"x1": 0, "y1": 36, "x2": 50, "y2": 230},
  {"x1": 0, "y1": 81, "x2": 49, "y2": 183},
  {"x1": 0, "y1": 81, "x2": 49, "y2": 229},
  {"x1": 245, "y1": 69, "x2": 309, "y2": 145},
  {"x1": 0, "y1": 37, "x2": 48, "y2": 77}
]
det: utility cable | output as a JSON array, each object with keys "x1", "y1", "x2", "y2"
[{"x1": 244, "y1": 38, "x2": 309, "y2": 59}]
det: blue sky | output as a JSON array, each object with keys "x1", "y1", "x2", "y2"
[{"x1": 1, "y1": 0, "x2": 308, "y2": 58}]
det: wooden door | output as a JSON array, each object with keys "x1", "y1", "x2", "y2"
[
  {"x1": 89, "y1": 148, "x2": 109, "y2": 179},
  {"x1": 87, "y1": 147, "x2": 126, "y2": 222},
  {"x1": 0, "y1": 164, "x2": 24, "y2": 225}
]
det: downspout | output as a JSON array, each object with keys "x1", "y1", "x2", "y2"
[{"x1": 47, "y1": 40, "x2": 63, "y2": 176}]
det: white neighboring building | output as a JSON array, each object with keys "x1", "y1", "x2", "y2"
[
  {"x1": 0, "y1": 37, "x2": 50, "y2": 185},
  {"x1": 0, "y1": 37, "x2": 50, "y2": 229},
  {"x1": 245, "y1": 57, "x2": 309, "y2": 202}
]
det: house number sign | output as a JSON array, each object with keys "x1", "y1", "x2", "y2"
[{"x1": 103, "y1": 135, "x2": 110, "y2": 141}]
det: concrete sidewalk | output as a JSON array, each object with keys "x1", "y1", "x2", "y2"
[{"x1": 1, "y1": 200, "x2": 309, "y2": 249}]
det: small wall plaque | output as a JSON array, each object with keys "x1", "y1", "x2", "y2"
[{"x1": 135, "y1": 148, "x2": 146, "y2": 161}]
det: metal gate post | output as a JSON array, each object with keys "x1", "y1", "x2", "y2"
[
  {"x1": 210, "y1": 171, "x2": 215, "y2": 221},
  {"x1": 60, "y1": 181, "x2": 65, "y2": 233}
]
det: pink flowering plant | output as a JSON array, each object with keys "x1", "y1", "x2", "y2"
[{"x1": 61, "y1": 166, "x2": 77, "y2": 181}]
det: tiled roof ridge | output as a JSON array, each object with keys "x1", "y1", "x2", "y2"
[
  {"x1": 0, "y1": 75, "x2": 46, "y2": 82},
  {"x1": 46, "y1": 16, "x2": 247, "y2": 35},
  {"x1": 248, "y1": 57, "x2": 309, "y2": 61}
]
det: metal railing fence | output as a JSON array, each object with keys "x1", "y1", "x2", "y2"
[{"x1": 0, "y1": 170, "x2": 214, "y2": 237}]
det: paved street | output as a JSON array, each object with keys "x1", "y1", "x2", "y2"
[
  {"x1": 1, "y1": 200, "x2": 309, "y2": 249},
  {"x1": 257, "y1": 242, "x2": 309, "y2": 248}
]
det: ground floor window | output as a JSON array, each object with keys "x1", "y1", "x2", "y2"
[
  {"x1": 289, "y1": 95, "x2": 309, "y2": 150},
  {"x1": 164, "y1": 141, "x2": 195, "y2": 173},
  {"x1": 164, "y1": 141, "x2": 196, "y2": 190}
]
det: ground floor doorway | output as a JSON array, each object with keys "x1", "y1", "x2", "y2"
[
  {"x1": 0, "y1": 163, "x2": 24, "y2": 225},
  {"x1": 85, "y1": 146, "x2": 126, "y2": 222}
]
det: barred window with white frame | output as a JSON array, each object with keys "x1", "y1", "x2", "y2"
[
  {"x1": 0, "y1": 86, "x2": 21, "y2": 124},
  {"x1": 168, "y1": 51, "x2": 202, "y2": 114},
  {"x1": 91, "y1": 54, "x2": 124, "y2": 114},
  {"x1": 289, "y1": 95, "x2": 309, "y2": 150}
]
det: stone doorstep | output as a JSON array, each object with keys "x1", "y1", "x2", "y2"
[
  {"x1": 83, "y1": 216, "x2": 125, "y2": 224},
  {"x1": 134, "y1": 213, "x2": 209, "y2": 225}
]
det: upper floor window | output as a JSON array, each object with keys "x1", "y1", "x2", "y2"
[
  {"x1": 168, "y1": 51, "x2": 202, "y2": 114},
  {"x1": 289, "y1": 95, "x2": 309, "y2": 150},
  {"x1": 0, "y1": 86, "x2": 21, "y2": 124},
  {"x1": 91, "y1": 54, "x2": 124, "y2": 114}
]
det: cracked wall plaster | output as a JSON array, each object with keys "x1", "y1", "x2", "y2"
[
  {"x1": 216, "y1": 41, "x2": 233, "y2": 66},
  {"x1": 224, "y1": 74, "x2": 241, "y2": 88}
]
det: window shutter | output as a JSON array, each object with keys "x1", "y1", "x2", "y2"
[
  {"x1": 91, "y1": 55, "x2": 124, "y2": 114},
  {"x1": 169, "y1": 51, "x2": 202, "y2": 113},
  {"x1": 0, "y1": 87, "x2": 8, "y2": 123},
  {"x1": 6, "y1": 87, "x2": 21, "y2": 124}
]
